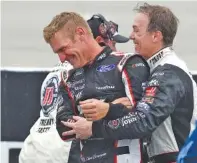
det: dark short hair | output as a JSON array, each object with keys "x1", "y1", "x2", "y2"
[{"x1": 134, "y1": 3, "x2": 179, "y2": 46}]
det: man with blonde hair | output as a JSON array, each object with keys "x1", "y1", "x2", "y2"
[
  {"x1": 43, "y1": 11, "x2": 150, "y2": 163},
  {"x1": 19, "y1": 13, "x2": 131, "y2": 163}
]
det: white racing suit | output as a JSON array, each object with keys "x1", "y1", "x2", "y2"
[{"x1": 19, "y1": 62, "x2": 73, "y2": 163}]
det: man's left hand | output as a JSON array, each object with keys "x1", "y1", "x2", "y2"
[
  {"x1": 62, "y1": 116, "x2": 93, "y2": 139},
  {"x1": 79, "y1": 99, "x2": 109, "y2": 121}
]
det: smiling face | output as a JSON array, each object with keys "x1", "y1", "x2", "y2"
[
  {"x1": 50, "y1": 27, "x2": 89, "y2": 69},
  {"x1": 130, "y1": 13, "x2": 164, "y2": 59},
  {"x1": 130, "y1": 13, "x2": 155, "y2": 58},
  {"x1": 43, "y1": 12, "x2": 96, "y2": 68}
]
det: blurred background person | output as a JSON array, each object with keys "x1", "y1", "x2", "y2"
[
  {"x1": 87, "y1": 13, "x2": 129, "y2": 51},
  {"x1": 19, "y1": 62, "x2": 74, "y2": 163}
]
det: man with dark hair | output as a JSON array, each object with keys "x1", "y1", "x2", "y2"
[
  {"x1": 87, "y1": 14, "x2": 129, "y2": 51},
  {"x1": 63, "y1": 3, "x2": 197, "y2": 163}
]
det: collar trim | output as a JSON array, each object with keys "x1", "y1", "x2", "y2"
[{"x1": 147, "y1": 46, "x2": 173, "y2": 70}]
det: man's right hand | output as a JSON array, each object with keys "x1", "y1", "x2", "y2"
[
  {"x1": 112, "y1": 97, "x2": 132, "y2": 109},
  {"x1": 80, "y1": 97, "x2": 133, "y2": 121},
  {"x1": 80, "y1": 99, "x2": 110, "y2": 121}
]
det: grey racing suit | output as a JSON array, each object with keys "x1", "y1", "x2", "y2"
[{"x1": 92, "y1": 46, "x2": 197, "y2": 163}]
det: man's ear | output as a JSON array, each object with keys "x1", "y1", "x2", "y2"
[
  {"x1": 95, "y1": 36, "x2": 104, "y2": 44},
  {"x1": 75, "y1": 27, "x2": 85, "y2": 36},
  {"x1": 152, "y1": 31, "x2": 163, "y2": 43},
  {"x1": 75, "y1": 27, "x2": 86, "y2": 41}
]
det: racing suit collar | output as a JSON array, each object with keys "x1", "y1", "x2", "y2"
[
  {"x1": 95, "y1": 46, "x2": 113, "y2": 61},
  {"x1": 87, "y1": 46, "x2": 112, "y2": 67},
  {"x1": 147, "y1": 46, "x2": 174, "y2": 72}
]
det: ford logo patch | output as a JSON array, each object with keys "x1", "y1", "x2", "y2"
[{"x1": 96, "y1": 64, "x2": 115, "y2": 72}]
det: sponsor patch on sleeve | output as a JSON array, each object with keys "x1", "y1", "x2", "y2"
[
  {"x1": 117, "y1": 53, "x2": 134, "y2": 71},
  {"x1": 145, "y1": 86, "x2": 157, "y2": 97},
  {"x1": 41, "y1": 74, "x2": 60, "y2": 116},
  {"x1": 141, "y1": 86, "x2": 157, "y2": 104},
  {"x1": 147, "y1": 79, "x2": 159, "y2": 87},
  {"x1": 131, "y1": 63, "x2": 145, "y2": 68},
  {"x1": 108, "y1": 119, "x2": 120, "y2": 129},
  {"x1": 142, "y1": 97, "x2": 154, "y2": 104},
  {"x1": 138, "y1": 102, "x2": 150, "y2": 111}
]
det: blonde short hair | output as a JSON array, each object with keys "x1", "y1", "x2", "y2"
[{"x1": 43, "y1": 12, "x2": 92, "y2": 43}]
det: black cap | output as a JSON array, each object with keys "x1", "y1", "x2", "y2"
[
  {"x1": 87, "y1": 15, "x2": 129, "y2": 43},
  {"x1": 110, "y1": 20, "x2": 130, "y2": 43},
  {"x1": 87, "y1": 18, "x2": 102, "y2": 39}
]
